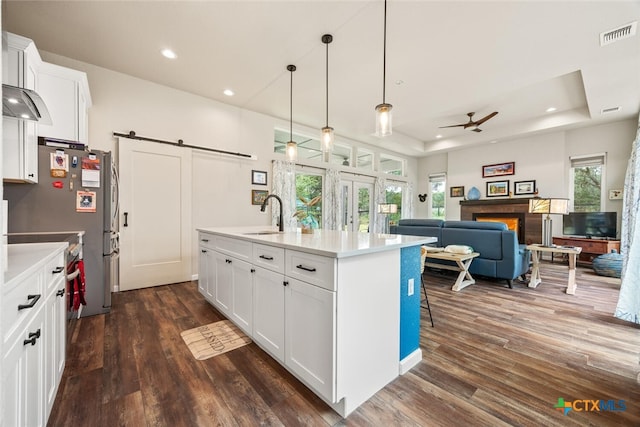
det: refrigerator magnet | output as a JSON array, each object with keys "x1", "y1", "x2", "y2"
[
  {"x1": 50, "y1": 152, "x2": 69, "y2": 178},
  {"x1": 76, "y1": 190, "x2": 97, "y2": 213}
]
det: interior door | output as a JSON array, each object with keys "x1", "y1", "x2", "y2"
[
  {"x1": 341, "y1": 180, "x2": 373, "y2": 232},
  {"x1": 118, "y1": 138, "x2": 192, "y2": 290}
]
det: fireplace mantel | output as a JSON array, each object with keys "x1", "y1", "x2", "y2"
[{"x1": 459, "y1": 198, "x2": 542, "y2": 244}]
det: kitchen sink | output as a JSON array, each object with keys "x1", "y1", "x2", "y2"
[{"x1": 242, "y1": 231, "x2": 282, "y2": 235}]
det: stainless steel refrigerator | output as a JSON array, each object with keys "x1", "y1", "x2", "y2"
[{"x1": 4, "y1": 144, "x2": 119, "y2": 317}]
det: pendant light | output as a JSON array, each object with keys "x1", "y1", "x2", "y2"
[
  {"x1": 285, "y1": 64, "x2": 297, "y2": 162},
  {"x1": 321, "y1": 34, "x2": 334, "y2": 160},
  {"x1": 375, "y1": 0, "x2": 392, "y2": 137}
]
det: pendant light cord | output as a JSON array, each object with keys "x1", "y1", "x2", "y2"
[
  {"x1": 382, "y1": 0, "x2": 387, "y2": 104},
  {"x1": 325, "y1": 40, "x2": 329, "y2": 127}
]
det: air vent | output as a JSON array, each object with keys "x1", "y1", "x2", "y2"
[
  {"x1": 601, "y1": 106, "x2": 621, "y2": 114},
  {"x1": 600, "y1": 21, "x2": 637, "y2": 46}
]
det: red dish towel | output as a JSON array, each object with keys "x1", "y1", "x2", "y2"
[{"x1": 69, "y1": 260, "x2": 87, "y2": 311}]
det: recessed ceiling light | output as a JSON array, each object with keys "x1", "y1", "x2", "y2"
[
  {"x1": 436, "y1": 134, "x2": 443, "y2": 139},
  {"x1": 20, "y1": 114, "x2": 30, "y2": 119},
  {"x1": 223, "y1": 89, "x2": 234, "y2": 97},
  {"x1": 546, "y1": 107, "x2": 557, "y2": 113},
  {"x1": 7, "y1": 98, "x2": 18, "y2": 104},
  {"x1": 489, "y1": 140, "x2": 498, "y2": 144},
  {"x1": 161, "y1": 48, "x2": 177, "y2": 59}
]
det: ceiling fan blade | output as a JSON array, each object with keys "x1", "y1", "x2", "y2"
[
  {"x1": 473, "y1": 111, "x2": 498, "y2": 126},
  {"x1": 438, "y1": 124, "x2": 467, "y2": 128}
]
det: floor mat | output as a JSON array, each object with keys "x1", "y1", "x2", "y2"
[{"x1": 180, "y1": 320, "x2": 251, "y2": 360}]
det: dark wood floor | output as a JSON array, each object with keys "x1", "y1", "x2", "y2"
[{"x1": 48, "y1": 261, "x2": 640, "y2": 426}]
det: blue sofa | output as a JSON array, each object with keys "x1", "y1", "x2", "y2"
[{"x1": 390, "y1": 219, "x2": 530, "y2": 287}]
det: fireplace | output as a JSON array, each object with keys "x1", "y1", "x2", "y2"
[
  {"x1": 473, "y1": 213, "x2": 525, "y2": 242},
  {"x1": 460, "y1": 198, "x2": 542, "y2": 244}
]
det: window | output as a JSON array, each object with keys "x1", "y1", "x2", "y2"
[
  {"x1": 329, "y1": 143, "x2": 352, "y2": 167},
  {"x1": 429, "y1": 173, "x2": 446, "y2": 219},
  {"x1": 385, "y1": 184, "x2": 403, "y2": 225},
  {"x1": 274, "y1": 129, "x2": 323, "y2": 161},
  {"x1": 295, "y1": 172, "x2": 323, "y2": 229},
  {"x1": 380, "y1": 154, "x2": 404, "y2": 176},
  {"x1": 570, "y1": 154, "x2": 605, "y2": 212},
  {"x1": 356, "y1": 148, "x2": 374, "y2": 170}
]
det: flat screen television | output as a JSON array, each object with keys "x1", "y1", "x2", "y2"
[{"x1": 562, "y1": 212, "x2": 617, "y2": 238}]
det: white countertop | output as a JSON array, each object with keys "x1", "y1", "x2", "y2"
[
  {"x1": 197, "y1": 226, "x2": 436, "y2": 258},
  {"x1": 4, "y1": 242, "x2": 68, "y2": 286}
]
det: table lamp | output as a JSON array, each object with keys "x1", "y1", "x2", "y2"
[
  {"x1": 378, "y1": 203, "x2": 398, "y2": 234},
  {"x1": 528, "y1": 198, "x2": 569, "y2": 247}
]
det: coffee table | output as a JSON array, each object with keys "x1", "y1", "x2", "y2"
[
  {"x1": 526, "y1": 244, "x2": 582, "y2": 294},
  {"x1": 423, "y1": 251, "x2": 480, "y2": 291}
]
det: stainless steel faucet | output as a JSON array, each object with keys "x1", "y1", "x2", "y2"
[{"x1": 260, "y1": 194, "x2": 284, "y2": 232}]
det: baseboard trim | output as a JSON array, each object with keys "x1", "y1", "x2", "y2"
[{"x1": 399, "y1": 348, "x2": 422, "y2": 375}]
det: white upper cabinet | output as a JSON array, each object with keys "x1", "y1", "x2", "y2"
[
  {"x1": 38, "y1": 61, "x2": 92, "y2": 145},
  {"x1": 2, "y1": 32, "x2": 42, "y2": 183}
]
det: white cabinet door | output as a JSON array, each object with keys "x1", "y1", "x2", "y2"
[
  {"x1": 2, "y1": 33, "x2": 40, "y2": 183},
  {"x1": 230, "y1": 259, "x2": 253, "y2": 335},
  {"x1": 38, "y1": 65, "x2": 78, "y2": 141},
  {"x1": 253, "y1": 267, "x2": 285, "y2": 361},
  {"x1": 44, "y1": 275, "x2": 66, "y2": 419},
  {"x1": 198, "y1": 247, "x2": 216, "y2": 303},
  {"x1": 285, "y1": 277, "x2": 336, "y2": 403},
  {"x1": 213, "y1": 251, "x2": 232, "y2": 316},
  {"x1": 3, "y1": 305, "x2": 46, "y2": 427}
]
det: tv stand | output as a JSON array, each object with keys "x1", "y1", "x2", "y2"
[{"x1": 552, "y1": 236, "x2": 620, "y2": 264}]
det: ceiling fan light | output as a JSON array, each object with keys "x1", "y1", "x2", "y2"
[
  {"x1": 375, "y1": 103, "x2": 393, "y2": 137},
  {"x1": 285, "y1": 141, "x2": 297, "y2": 162}
]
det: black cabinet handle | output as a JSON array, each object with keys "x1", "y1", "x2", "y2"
[
  {"x1": 296, "y1": 264, "x2": 317, "y2": 272},
  {"x1": 18, "y1": 294, "x2": 41, "y2": 310},
  {"x1": 28, "y1": 173, "x2": 34, "y2": 178},
  {"x1": 124, "y1": 212, "x2": 129, "y2": 227},
  {"x1": 250, "y1": 268, "x2": 256, "y2": 273},
  {"x1": 56, "y1": 289, "x2": 65, "y2": 297},
  {"x1": 201, "y1": 249, "x2": 207, "y2": 253},
  {"x1": 283, "y1": 281, "x2": 289, "y2": 286},
  {"x1": 23, "y1": 329, "x2": 41, "y2": 346},
  {"x1": 226, "y1": 259, "x2": 232, "y2": 264},
  {"x1": 259, "y1": 255, "x2": 274, "y2": 260},
  {"x1": 201, "y1": 238, "x2": 209, "y2": 242},
  {"x1": 52, "y1": 266, "x2": 64, "y2": 274}
]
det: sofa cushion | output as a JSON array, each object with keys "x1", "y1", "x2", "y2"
[
  {"x1": 443, "y1": 220, "x2": 507, "y2": 231},
  {"x1": 397, "y1": 219, "x2": 444, "y2": 227},
  {"x1": 441, "y1": 227, "x2": 503, "y2": 260}
]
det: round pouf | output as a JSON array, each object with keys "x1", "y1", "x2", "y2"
[{"x1": 592, "y1": 249, "x2": 623, "y2": 278}]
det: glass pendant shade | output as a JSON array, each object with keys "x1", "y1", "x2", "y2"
[
  {"x1": 285, "y1": 141, "x2": 297, "y2": 162},
  {"x1": 321, "y1": 126, "x2": 334, "y2": 154},
  {"x1": 375, "y1": 103, "x2": 393, "y2": 137}
]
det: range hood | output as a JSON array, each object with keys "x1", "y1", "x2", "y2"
[{"x1": 2, "y1": 84, "x2": 52, "y2": 125}]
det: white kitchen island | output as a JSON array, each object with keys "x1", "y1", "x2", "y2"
[{"x1": 197, "y1": 226, "x2": 435, "y2": 417}]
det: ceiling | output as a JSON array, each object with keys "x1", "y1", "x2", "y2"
[{"x1": 3, "y1": 1, "x2": 639, "y2": 157}]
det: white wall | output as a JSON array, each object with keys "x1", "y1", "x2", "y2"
[{"x1": 417, "y1": 119, "x2": 635, "y2": 239}]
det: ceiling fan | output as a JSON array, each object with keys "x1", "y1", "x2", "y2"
[{"x1": 440, "y1": 111, "x2": 498, "y2": 132}]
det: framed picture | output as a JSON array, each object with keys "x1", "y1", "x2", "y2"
[
  {"x1": 251, "y1": 190, "x2": 268, "y2": 205},
  {"x1": 486, "y1": 180, "x2": 510, "y2": 197},
  {"x1": 450, "y1": 186, "x2": 465, "y2": 198},
  {"x1": 514, "y1": 180, "x2": 536, "y2": 195},
  {"x1": 251, "y1": 170, "x2": 267, "y2": 185},
  {"x1": 609, "y1": 189, "x2": 623, "y2": 200},
  {"x1": 482, "y1": 162, "x2": 515, "y2": 178}
]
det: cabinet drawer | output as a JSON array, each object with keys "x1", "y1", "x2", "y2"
[
  {"x1": 214, "y1": 236, "x2": 252, "y2": 261},
  {"x1": 3, "y1": 269, "x2": 44, "y2": 344},
  {"x1": 253, "y1": 243, "x2": 285, "y2": 274},
  {"x1": 198, "y1": 232, "x2": 216, "y2": 250},
  {"x1": 44, "y1": 252, "x2": 66, "y2": 296},
  {"x1": 285, "y1": 250, "x2": 336, "y2": 291}
]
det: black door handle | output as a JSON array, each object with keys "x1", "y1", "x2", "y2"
[
  {"x1": 18, "y1": 294, "x2": 41, "y2": 310},
  {"x1": 124, "y1": 212, "x2": 129, "y2": 227}
]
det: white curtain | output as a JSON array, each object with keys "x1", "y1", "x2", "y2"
[
  {"x1": 271, "y1": 160, "x2": 297, "y2": 231},
  {"x1": 403, "y1": 181, "x2": 414, "y2": 219},
  {"x1": 615, "y1": 115, "x2": 640, "y2": 324},
  {"x1": 373, "y1": 176, "x2": 387, "y2": 233},
  {"x1": 323, "y1": 168, "x2": 342, "y2": 230}
]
